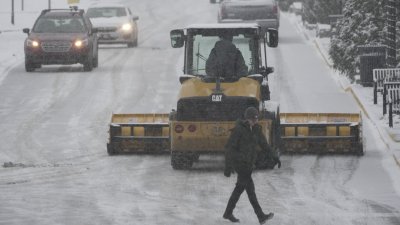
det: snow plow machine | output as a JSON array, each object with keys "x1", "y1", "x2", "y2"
[{"x1": 107, "y1": 24, "x2": 364, "y2": 169}]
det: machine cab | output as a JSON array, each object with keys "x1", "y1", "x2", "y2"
[{"x1": 170, "y1": 23, "x2": 278, "y2": 80}]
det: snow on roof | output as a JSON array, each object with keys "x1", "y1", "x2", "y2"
[
  {"x1": 292, "y1": 2, "x2": 303, "y2": 9},
  {"x1": 317, "y1": 24, "x2": 331, "y2": 29},
  {"x1": 184, "y1": 23, "x2": 260, "y2": 30}
]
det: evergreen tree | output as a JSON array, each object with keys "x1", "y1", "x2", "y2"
[
  {"x1": 303, "y1": 0, "x2": 317, "y2": 24},
  {"x1": 329, "y1": 0, "x2": 386, "y2": 80},
  {"x1": 314, "y1": 0, "x2": 344, "y2": 24}
]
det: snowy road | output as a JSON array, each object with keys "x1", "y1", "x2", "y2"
[{"x1": 0, "y1": 0, "x2": 399, "y2": 224}]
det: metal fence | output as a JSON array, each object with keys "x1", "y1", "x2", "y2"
[{"x1": 373, "y1": 68, "x2": 400, "y2": 104}]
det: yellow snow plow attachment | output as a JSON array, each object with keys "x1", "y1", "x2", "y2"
[
  {"x1": 107, "y1": 113, "x2": 170, "y2": 155},
  {"x1": 279, "y1": 113, "x2": 363, "y2": 155}
]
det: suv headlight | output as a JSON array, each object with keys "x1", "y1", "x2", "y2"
[
  {"x1": 121, "y1": 23, "x2": 132, "y2": 32},
  {"x1": 26, "y1": 39, "x2": 40, "y2": 48},
  {"x1": 74, "y1": 38, "x2": 89, "y2": 48}
]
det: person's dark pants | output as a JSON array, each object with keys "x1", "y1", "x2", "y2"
[{"x1": 224, "y1": 169, "x2": 264, "y2": 219}]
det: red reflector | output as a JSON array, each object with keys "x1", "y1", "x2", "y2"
[
  {"x1": 188, "y1": 124, "x2": 197, "y2": 132},
  {"x1": 175, "y1": 124, "x2": 184, "y2": 133}
]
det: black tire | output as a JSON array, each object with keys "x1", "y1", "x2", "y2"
[
  {"x1": 83, "y1": 53, "x2": 94, "y2": 72},
  {"x1": 127, "y1": 34, "x2": 138, "y2": 48},
  {"x1": 107, "y1": 143, "x2": 116, "y2": 156},
  {"x1": 25, "y1": 60, "x2": 35, "y2": 72},
  {"x1": 171, "y1": 152, "x2": 194, "y2": 170},
  {"x1": 210, "y1": 0, "x2": 216, "y2": 3},
  {"x1": 93, "y1": 49, "x2": 99, "y2": 68},
  {"x1": 133, "y1": 34, "x2": 138, "y2": 47}
]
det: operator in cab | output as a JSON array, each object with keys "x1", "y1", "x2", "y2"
[{"x1": 205, "y1": 33, "x2": 248, "y2": 78}]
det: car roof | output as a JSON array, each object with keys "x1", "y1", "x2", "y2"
[
  {"x1": 185, "y1": 23, "x2": 260, "y2": 30},
  {"x1": 41, "y1": 11, "x2": 84, "y2": 18}
]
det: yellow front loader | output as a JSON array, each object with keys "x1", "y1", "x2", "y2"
[{"x1": 106, "y1": 24, "x2": 364, "y2": 169}]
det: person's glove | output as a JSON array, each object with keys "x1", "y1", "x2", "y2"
[
  {"x1": 274, "y1": 157, "x2": 281, "y2": 169},
  {"x1": 224, "y1": 167, "x2": 233, "y2": 177}
]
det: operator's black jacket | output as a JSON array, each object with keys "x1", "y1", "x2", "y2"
[
  {"x1": 205, "y1": 40, "x2": 248, "y2": 78},
  {"x1": 225, "y1": 119, "x2": 276, "y2": 172}
]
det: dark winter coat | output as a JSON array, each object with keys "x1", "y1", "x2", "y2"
[
  {"x1": 205, "y1": 40, "x2": 248, "y2": 78},
  {"x1": 225, "y1": 119, "x2": 274, "y2": 172}
]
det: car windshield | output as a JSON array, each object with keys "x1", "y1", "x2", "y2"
[
  {"x1": 186, "y1": 30, "x2": 257, "y2": 76},
  {"x1": 33, "y1": 17, "x2": 86, "y2": 33},
  {"x1": 86, "y1": 7, "x2": 127, "y2": 18}
]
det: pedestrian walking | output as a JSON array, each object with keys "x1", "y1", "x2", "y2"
[{"x1": 223, "y1": 106, "x2": 281, "y2": 224}]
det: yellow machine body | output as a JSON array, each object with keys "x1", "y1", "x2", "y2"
[{"x1": 170, "y1": 120, "x2": 272, "y2": 153}]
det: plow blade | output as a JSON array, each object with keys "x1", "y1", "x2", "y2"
[
  {"x1": 279, "y1": 113, "x2": 363, "y2": 155},
  {"x1": 107, "y1": 113, "x2": 170, "y2": 155}
]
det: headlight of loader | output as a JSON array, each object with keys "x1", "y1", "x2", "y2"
[
  {"x1": 27, "y1": 39, "x2": 40, "y2": 48},
  {"x1": 121, "y1": 23, "x2": 132, "y2": 32},
  {"x1": 74, "y1": 38, "x2": 89, "y2": 48}
]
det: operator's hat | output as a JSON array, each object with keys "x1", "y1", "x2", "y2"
[{"x1": 244, "y1": 106, "x2": 259, "y2": 120}]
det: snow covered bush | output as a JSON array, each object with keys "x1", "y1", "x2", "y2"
[{"x1": 330, "y1": 0, "x2": 386, "y2": 81}]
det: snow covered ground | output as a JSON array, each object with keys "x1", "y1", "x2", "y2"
[{"x1": 0, "y1": 1, "x2": 400, "y2": 225}]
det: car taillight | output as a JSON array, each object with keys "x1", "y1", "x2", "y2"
[
  {"x1": 175, "y1": 124, "x2": 184, "y2": 133},
  {"x1": 220, "y1": 5, "x2": 227, "y2": 18},
  {"x1": 272, "y1": 5, "x2": 278, "y2": 14},
  {"x1": 188, "y1": 124, "x2": 197, "y2": 132}
]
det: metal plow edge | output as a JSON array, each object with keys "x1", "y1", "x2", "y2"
[
  {"x1": 279, "y1": 113, "x2": 363, "y2": 155},
  {"x1": 107, "y1": 113, "x2": 171, "y2": 155}
]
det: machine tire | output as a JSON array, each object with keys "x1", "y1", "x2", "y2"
[
  {"x1": 210, "y1": 0, "x2": 216, "y2": 3},
  {"x1": 171, "y1": 152, "x2": 194, "y2": 170},
  {"x1": 255, "y1": 151, "x2": 275, "y2": 169},
  {"x1": 107, "y1": 143, "x2": 117, "y2": 156}
]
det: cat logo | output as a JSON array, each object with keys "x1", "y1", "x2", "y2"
[{"x1": 211, "y1": 94, "x2": 223, "y2": 102}]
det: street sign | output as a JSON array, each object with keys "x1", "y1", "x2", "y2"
[{"x1": 68, "y1": 0, "x2": 80, "y2": 4}]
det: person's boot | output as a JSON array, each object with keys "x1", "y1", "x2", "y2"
[
  {"x1": 223, "y1": 213, "x2": 240, "y2": 223},
  {"x1": 258, "y1": 212, "x2": 274, "y2": 224}
]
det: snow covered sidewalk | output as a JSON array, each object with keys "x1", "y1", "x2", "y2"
[{"x1": 287, "y1": 13, "x2": 400, "y2": 166}]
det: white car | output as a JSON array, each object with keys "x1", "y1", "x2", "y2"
[
  {"x1": 86, "y1": 3, "x2": 139, "y2": 47},
  {"x1": 316, "y1": 23, "x2": 331, "y2": 38},
  {"x1": 289, "y1": 2, "x2": 303, "y2": 15}
]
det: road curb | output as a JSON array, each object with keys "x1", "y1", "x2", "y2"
[{"x1": 311, "y1": 33, "x2": 400, "y2": 168}]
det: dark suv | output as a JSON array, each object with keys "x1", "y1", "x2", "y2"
[{"x1": 23, "y1": 7, "x2": 98, "y2": 72}]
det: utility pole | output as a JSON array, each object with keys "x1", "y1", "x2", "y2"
[
  {"x1": 11, "y1": 0, "x2": 14, "y2": 25},
  {"x1": 386, "y1": 0, "x2": 397, "y2": 67},
  {"x1": 48, "y1": 0, "x2": 51, "y2": 9},
  {"x1": 21, "y1": 0, "x2": 24, "y2": 11}
]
